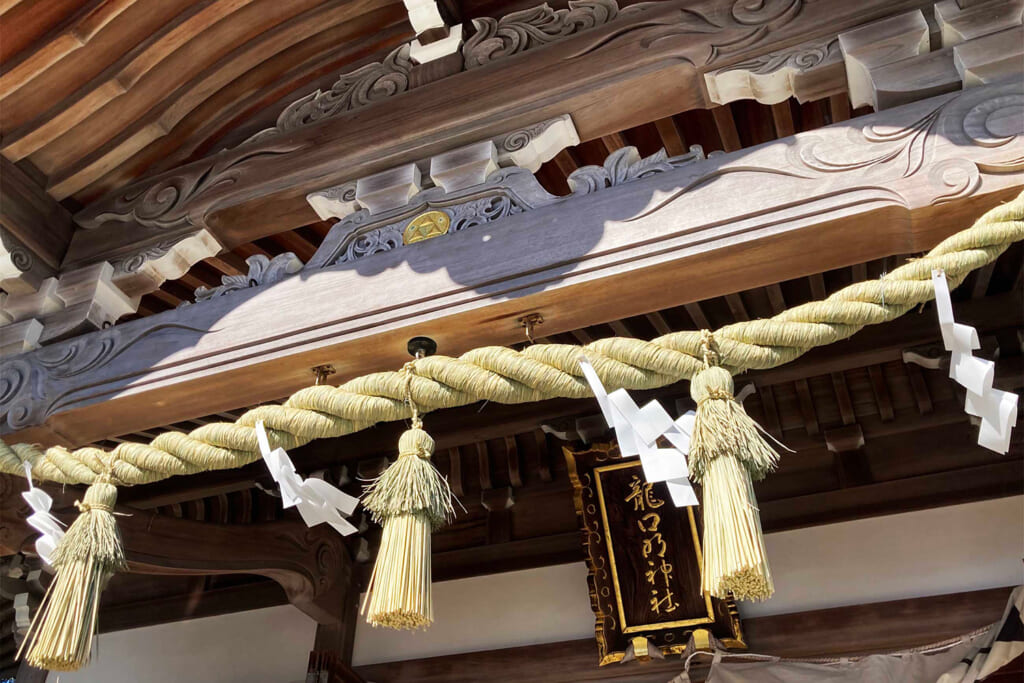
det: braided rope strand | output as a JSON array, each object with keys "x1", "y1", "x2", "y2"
[{"x1": 2, "y1": 194, "x2": 1022, "y2": 486}]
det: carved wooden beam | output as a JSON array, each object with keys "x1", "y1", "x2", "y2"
[
  {"x1": 0, "y1": 228, "x2": 55, "y2": 296},
  {"x1": 0, "y1": 158, "x2": 73, "y2": 306},
  {"x1": 120, "y1": 512, "x2": 351, "y2": 625},
  {"x1": 2, "y1": 81, "x2": 1021, "y2": 447},
  {"x1": 0, "y1": 473, "x2": 352, "y2": 625},
  {"x1": 0, "y1": 160, "x2": 144, "y2": 350},
  {"x1": 66, "y1": 0, "x2": 938, "y2": 269}
]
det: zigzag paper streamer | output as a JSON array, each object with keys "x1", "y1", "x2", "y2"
[
  {"x1": 255, "y1": 420, "x2": 360, "y2": 535},
  {"x1": 932, "y1": 270, "x2": 1018, "y2": 454},
  {"x1": 579, "y1": 357, "x2": 699, "y2": 507},
  {"x1": 21, "y1": 462, "x2": 65, "y2": 566}
]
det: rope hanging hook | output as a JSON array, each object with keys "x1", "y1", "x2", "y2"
[
  {"x1": 403, "y1": 336, "x2": 437, "y2": 429},
  {"x1": 518, "y1": 313, "x2": 544, "y2": 345},
  {"x1": 311, "y1": 364, "x2": 336, "y2": 386}
]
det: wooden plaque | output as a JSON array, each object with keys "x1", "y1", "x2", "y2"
[{"x1": 564, "y1": 442, "x2": 744, "y2": 665}]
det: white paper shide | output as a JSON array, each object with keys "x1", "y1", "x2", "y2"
[
  {"x1": 932, "y1": 270, "x2": 1018, "y2": 454},
  {"x1": 255, "y1": 420, "x2": 360, "y2": 535},
  {"x1": 579, "y1": 357, "x2": 699, "y2": 507},
  {"x1": 22, "y1": 462, "x2": 65, "y2": 566}
]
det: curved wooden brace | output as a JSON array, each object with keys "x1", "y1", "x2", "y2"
[{"x1": 0, "y1": 474, "x2": 353, "y2": 625}]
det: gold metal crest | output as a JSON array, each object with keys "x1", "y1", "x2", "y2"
[{"x1": 403, "y1": 210, "x2": 451, "y2": 245}]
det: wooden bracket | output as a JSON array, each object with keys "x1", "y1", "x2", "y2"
[{"x1": 0, "y1": 474, "x2": 354, "y2": 625}]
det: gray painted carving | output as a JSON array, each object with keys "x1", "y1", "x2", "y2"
[
  {"x1": 497, "y1": 121, "x2": 559, "y2": 157},
  {"x1": 112, "y1": 237, "x2": 184, "y2": 276},
  {"x1": 307, "y1": 182, "x2": 359, "y2": 221},
  {"x1": 463, "y1": 0, "x2": 620, "y2": 69},
  {"x1": 194, "y1": 253, "x2": 303, "y2": 302},
  {"x1": 0, "y1": 232, "x2": 32, "y2": 273},
  {"x1": 716, "y1": 37, "x2": 840, "y2": 78},
  {"x1": 0, "y1": 227, "x2": 54, "y2": 295},
  {"x1": 567, "y1": 145, "x2": 705, "y2": 195},
  {"x1": 307, "y1": 167, "x2": 557, "y2": 268},
  {"x1": 307, "y1": 145, "x2": 707, "y2": 268},
  {"x1": 0, "y1": 322, "x2": 209, "y2": 431}
]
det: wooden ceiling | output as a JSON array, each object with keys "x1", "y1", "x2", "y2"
[
  {"x1": 1, "y1": 0, "x2": 412, "y2": 205},
  {"x1": 1, "y1": 0, "x2": 627, "y2": 212}
]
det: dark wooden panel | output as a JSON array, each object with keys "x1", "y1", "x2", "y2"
[{"x1": 356, "y1": 587, "x2": 1015, "y2": 682}]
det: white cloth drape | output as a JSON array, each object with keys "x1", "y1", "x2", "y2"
[
  {"x1": 938, "y1": 586, "x2": 1024, "y2": 683},
  {"x1": 705, "y1": 642, "x2": 979, "y2": 683},
  {"x1": 689, "y1": 586, "x2": 1023, "y2": 683}
]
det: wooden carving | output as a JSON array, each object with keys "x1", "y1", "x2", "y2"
[
  {"x1": 462, "y1": 0, "x2": 620, "y2": 69},
  {"x1": 244, "y1": 46, "x2": 415, "y2": 146},
  {"x1": 566, "y1": 146, "x2": 705, "y2": 195},
  {"x1": 245, "y1": 0, "x2": 614, "y2": 148},
  {"x1": 70, "y1": 0, "x2": 939, "y2": 259},
  {"x1": 705, "y1": 35, "x2": 843, "y2": 105},
  {"x1": 306, "y1": 116, "x2": 580, "y2": 223},
  {"x1": 193, "y1": 253, "x2": 303, "y2": 302},
  {"x1": 564, "y1": 443, "x2": 743, "y2": 664},
  {"x1": 1, "y1": 321, "x2": 209, "y2": 433},
  {"x1": 0, "y1": 228, "x2": 54, "y2": 296}
]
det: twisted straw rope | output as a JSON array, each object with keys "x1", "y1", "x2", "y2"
[{"x1": 3, "y1": 195, "x2": 1022, "y2": 487}]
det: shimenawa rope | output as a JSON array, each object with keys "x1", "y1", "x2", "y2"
[{"x1": 1, "y1": 194, "x2": 1021, "y2": 487}]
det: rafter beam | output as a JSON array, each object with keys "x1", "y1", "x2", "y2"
[
  {"x1": 2, "y1": 81, "x2": 1021, "y2": 448},
  {"x1": 0, "y1": 158, "x2": 72, "y2": 289}
]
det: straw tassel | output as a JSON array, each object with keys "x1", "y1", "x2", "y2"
[
  {"x1": 361, "y1": 427, "x2": 453, "y2": 629},
  {"x1": 361, "y1": 358, "x2": 454, "y2": 630},
  {"x1": 689, "y1": 333, "x2": 779, "y2": 602},
  {"x1": 20, "y1": 479, "x2": 126, "y2": 671}
]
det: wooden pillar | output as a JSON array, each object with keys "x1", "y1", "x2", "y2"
[{"x1": 307, "y1": 585, "x2": 366, "y2": 683}]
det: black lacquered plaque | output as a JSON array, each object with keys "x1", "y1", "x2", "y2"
[{"x1": 564, "y1": 442, "x2": 744, "y2": 665}]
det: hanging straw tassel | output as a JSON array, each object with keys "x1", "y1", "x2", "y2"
[
  {"x1": 688, "y1": 332, "x2": 780, "y2": 602},
  {"x1": 361, "y1": 359, "x2": 455, "y2": 630},
  {"x1": 20, "y1": 479, "x2": 127, "y2": 671},
  {"x1": 361, "y1": 427, "x2": 454, "y2": 629}
]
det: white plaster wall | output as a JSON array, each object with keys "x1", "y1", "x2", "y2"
[
  {"x1": 352, "y1": 561, "x2": 596, "y2": 666},
  {"x1": 353, "y1": 496, "x2": 1024, "y2": 665},
  {"x1": 58, "y1": 604, "x2": 315, "y2": 683},
  {"x1": 53, "y1": 497, "x2": 1024, "y2": 678},
  {"x1": 744, "y1": 494, "x2": 1024, "y2": 618}
]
